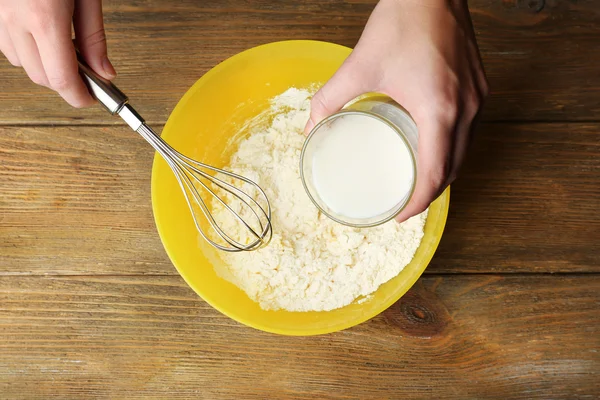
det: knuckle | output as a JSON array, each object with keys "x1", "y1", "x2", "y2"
[
  {"x1": 434, "y1": 101, "x2": 459, "y2": 125},
  {"x1": 465, "y1": 88, "x2": 482, "y2": 114},
  {"x1": 80, "y1": 28, "x2": 107, "y2": 48},
  {"x1": 0, "y1": 9, "x2": 17, "y2": 25},
  {"x1": 432, "y1": 88, "x2": 460, "y2": 124},
  {"x1": 30, "y1": 9, "x2": 52, "y2": 32},
  {"x1": 310, "y1": 92, "x2": 328, "y2": 115},
  {"x1": 428, "y1": 160, "x2": 451, "y2": 191},
  {"x1": 48, "y1": 75, "x2": 71, "y2": 91}
]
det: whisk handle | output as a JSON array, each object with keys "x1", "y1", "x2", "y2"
[{"x1": 77, "y1": 52, "x2": 128, "y2": 115}]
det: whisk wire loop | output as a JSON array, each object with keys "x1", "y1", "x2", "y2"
[{"x1": 138, "y1": 124, "x2": 272, "y2": 252}]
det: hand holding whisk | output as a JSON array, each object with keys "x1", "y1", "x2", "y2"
[{"x1": 77, "y1": 54, "x2": 272, "y2": 252}]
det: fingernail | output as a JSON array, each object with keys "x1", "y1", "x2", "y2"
[
  {"x1": 102, "y1": 57, "x2": 117, "y2": 79},
  {"x1": 305, "y1": 118, "x2": 315, "y2": 134}
]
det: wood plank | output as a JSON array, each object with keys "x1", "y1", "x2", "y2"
[
  {"x1": 0, "y1": 275, "x2": 598, "y2": 399},
  {"x1": 430, "y1": 122, "x2": 600, "y2": 273},
  {"x1": 1, "y1": 123, "x2": 599, "y2": 275},
  {"x1": 0, "y1": 0, "x2": 598, "y2": 125},
  {"x1": 0, "y1": 126, "x2": 170, "y2": 275}
]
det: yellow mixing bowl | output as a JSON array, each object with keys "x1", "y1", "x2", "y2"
[{"x1": 151, "y1": 40, "x2": 450, "y2": 336}]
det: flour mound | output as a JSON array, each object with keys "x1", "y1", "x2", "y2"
[{"x1": 213, "y1": 88, "x2": 428, "y2": 312}]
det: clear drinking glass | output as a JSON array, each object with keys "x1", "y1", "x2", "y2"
[{"x1": 300, "y1": 96, "x2": 419, "y2": 227}]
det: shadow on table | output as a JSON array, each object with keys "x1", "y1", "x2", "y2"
[{"x1": 426, "y1": 121, "x2": 515, "y2": 273}]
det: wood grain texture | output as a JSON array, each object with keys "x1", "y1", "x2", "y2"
[
  {"x1": 0, "y1": 275, "x2": 598, "y2": 399},
  {"x1": 1, "y1": 1, "x2": 599, "y2": 397},
  {"x1": 0, "y1": 0, "x2": 598, "y2": 125},
  {"x1": 0, "y1": 126, "x2": 169, "y2": 275},
  {"x1": 430, "y1": 122, "x2": 600, "y2": 273},
  {"x1": 1, "y1": 123, "x2": 598, "y2": 275}
]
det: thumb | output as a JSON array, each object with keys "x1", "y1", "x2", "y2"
[
  {"x1": 305, "y1": 59, "x2": 367, "y2": 134},
  {"x1": 73, "y1": 0, "x2": 116, "y2": 80}
]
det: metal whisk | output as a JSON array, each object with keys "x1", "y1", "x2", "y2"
[{"x1": 77, "y1": 56, "x2": 272, "y2": 252}]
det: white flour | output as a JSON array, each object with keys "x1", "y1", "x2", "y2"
[{"x1": 212, "y1": 88, "x2": 428, "y2": 312}]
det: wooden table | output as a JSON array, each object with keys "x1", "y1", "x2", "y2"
[{"x1": 1, "y1": 1, "x2": 599, "y2": 398}]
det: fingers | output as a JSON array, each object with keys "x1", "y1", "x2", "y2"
[
  {"x1": 448, "y1": 45, "x2": 487, "y2": 188},
  {"x1": 447, "y1": 82, "x2": 478, "y2": 187},
  {"x1": 395, "y1": 115, "x2": 455, "y2": 223},
  {"x1": 459, "y1": 1, "x2": 489, "y2": 98},
  {"x1": 1, "y1": 2, "x2": 99, "y2": 108},
  {"x1": 468, "y1": 40, "x2": 489, "y2": 100},
  {"x1": 33, "y1": 15, "x2": 94, "y2": 108},
  {"x1": 0, "y1": 19, "x2": 19, "y2": 66},
  {"x1": 446, "y1": 108, "x2": 473, "y2": 191},
  {"x1": 9, "y1": 30, "x2": 49, "y2": 88},
  {"x1": 305, "y1": 56, "x2": 368, "y2": 134},
  {"x1": 74, "y1": 0, "x2": 115, "y2": 79}
]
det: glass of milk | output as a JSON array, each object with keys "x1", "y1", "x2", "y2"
[{"x1": 300, "y1": 96, "x2": 419, "y2": 228}]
